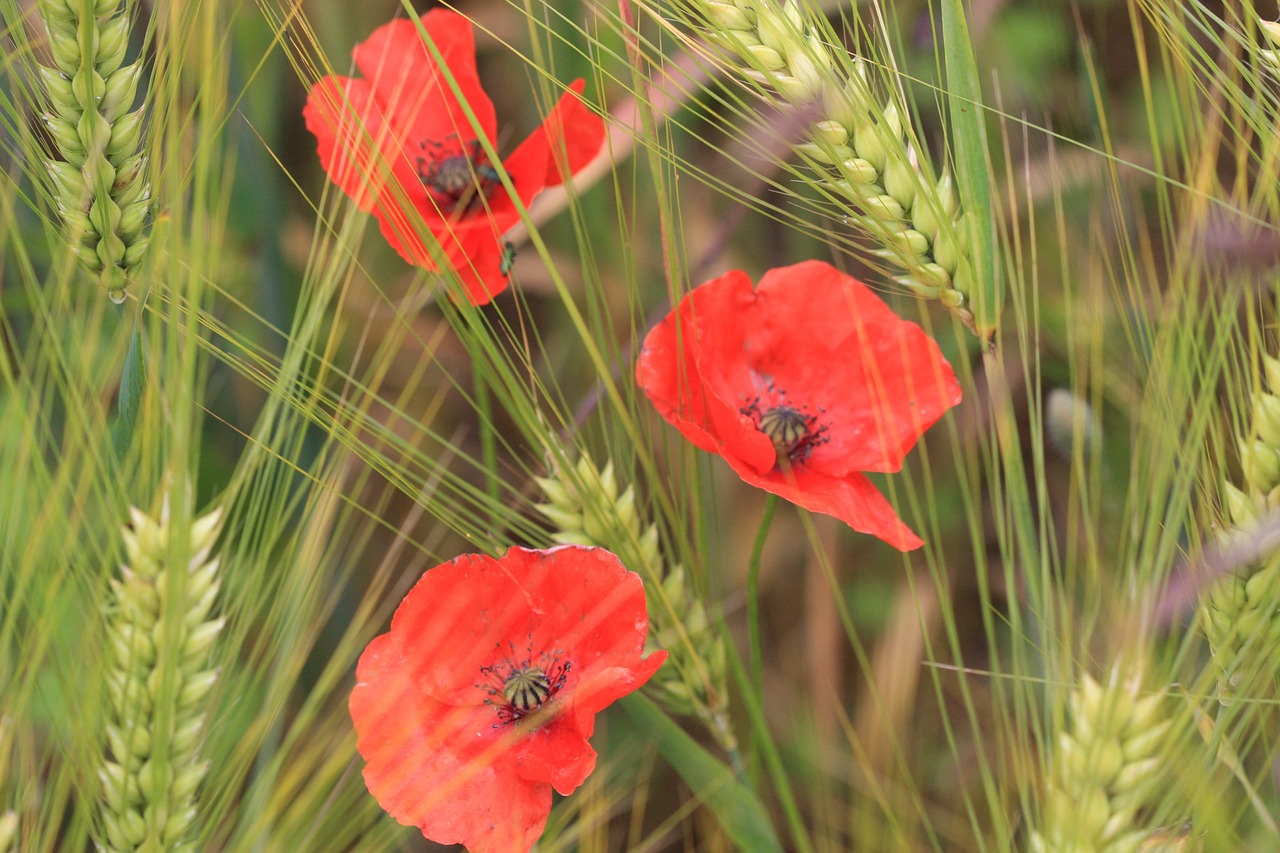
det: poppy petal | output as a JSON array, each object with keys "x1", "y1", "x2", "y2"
[
  {"x1": 448, "y1": 231, "x2": 511, "y2": 305},
  {"x1": 635, "y1": 306, "x2": 722, "y2": 456},
  {"x1": 370, "y1": 199, "x2": 513, "y2": 304},
  {"x1": 353, "y1": 12, "x2": 496, "y2": 144},
  {"x1": 379, "y1": 553, "x2": 539, "y2": 705},
  {"x1": 515, "y1": 547, "x2": 658, "y2": 672},
  {"x1": 303, "y1": 76, "x2": 395, "y2": 211},
  {"x1": 351, "y1": 636, "x2": 552, "y2": 853},
  {"x1": 636, "y1": 270, "x2": 777, "y2": 471},
  {"x1": 508, "y1": 714, "x2": 599, "y2": 795},
  {"x1": 574, "y1": 654, "x2": 669, "y2": 722},
  {"x1": 305, "y1": 11, "x2": 605, "y2": 305},
  {"x1": 541, "y1": 80, "x2": 607, "y2": 187},
  {"x1": 750, "y1": 261, "x2": 963, "y2": 474},
  {"x1": 724, "y1": 456, "x2": 924, "y2": 550},
  {"x1": 502, "y1": 80, "x2": 605, "y2": 193},
  {"x1": 350, "y1": 546, "x2": 664, "y2": 851},
  {"x1": 637, "y1": 260, "x2": 960, "y2": 550}
]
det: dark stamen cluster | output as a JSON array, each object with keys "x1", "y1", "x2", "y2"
[
  {"x1": 741, "y1": 384, "x2": 828, "y2": 468},
  {"x1": 476, "y1": 640, "x2": 571, "y2": 727},
  {"x1": 415, "y1": 135, "x2": 501, "y2": 212}
]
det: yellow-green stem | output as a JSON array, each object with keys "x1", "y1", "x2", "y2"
[{"x1": 747, "y1": 495, "x2": 778, "y2": 706}]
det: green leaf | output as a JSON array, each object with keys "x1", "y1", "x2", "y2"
[
  {"x1": 619, "y1": 693, "x2": 783, "y2": 853},
  {"x1": 111, "y1": 314, "x2": 145, "y2": 456},
  {"x1": 941, "y1": 0, "x2": 1001, "y2": 342}
]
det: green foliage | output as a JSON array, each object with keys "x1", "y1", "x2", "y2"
[{"x1": 3, "y1": 0, "x2": 1280, "y2": 849}]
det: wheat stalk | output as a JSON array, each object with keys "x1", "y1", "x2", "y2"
[
  {"x1": 1260, "y1": 18, "x2": 1280, "y2": 75},
  {"x1": 35, "y1": 0, "x2": 152, "y2": 302},
  {"x1": 97, "y1": 495, "x2": 223, "y2": 852},
  {"x1": 672, "y1": 0, "x2": 976, "y2": 328},
  {"x1": 1201, "y1": 352, "x2": 1280, "y2": 703},
  {"x1": 1029, "y1": 664, "x2": 1180, "y2": 852},
  {"x1": 536, "y1": 454, "x2": 737, "y2": 753}
]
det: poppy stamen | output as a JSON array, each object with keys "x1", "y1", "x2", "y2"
[
  {"x1": 758, "y1": 405, "x2": 810, "y2": 460},
  {"x1": 478, "y1": 648, "x2": 571, "y2": 726},
  {"x1": 503, "y1": 667, "x2": 552, "y2": 714},
  {"x1": 741, "y1": 392, "x2": 828, "y2": 468},
  {"x1": 416, "y1": 136, "x2": 500, "y2": 211}
]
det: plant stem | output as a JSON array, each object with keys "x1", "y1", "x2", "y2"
[
  {"x1": 472, "y1": 366, "x2": 499, "y2": 528},
  {"x1": 748, "y1": 495, "x2": 778, "y2": 706}
]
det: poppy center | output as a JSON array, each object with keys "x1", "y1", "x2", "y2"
[
  {"x1": 758, "y1": 405, "x2": 810, "y2": 459},
  {"x1": 503, "y1": 666, "x2": 552, "y2": 713},
  {"x1": 741, "y1": 390, "x2": 828, "y2": 469},
  {"x1": 477, "y1": 646, "x2": 571, "y2": 727},
  {"x1": 415, "y1": 136, "x2": 501, "y2": 212}
]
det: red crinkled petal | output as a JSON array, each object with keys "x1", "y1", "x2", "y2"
[
  {"x1": 377, "y1": 552, "x2": 540, "y2": 705},
  {"x1": 501, "y1": 80, "x2": 605, "y2": 190},
  {"x1": 442, "y1": 222, "x2": 512, "y2": 305},
  {"x1": 543, "y1": 81, "x2": 606, "y2": 185},
  {"x1": 722, "y1": 455, "x2": 924, "y2": 550},
  {"x1": 350, "y1": 546, "x2": 667, "y2": 850},
  {"x1": 744, "y1": 261, "x2": 963, "y2": 475},
  {"x1": 678, "y1": 269, "x2": 786, "y2": 474},
  {"x1": 303, "y1": 76, "x2": 395, "y2": 211},
  {"x1": 511, "y1": 547, "x2": 659, "y2": 676},
  {"x1": 350, "y1": 634, "x2": 552, "y2": 853},
  {"x1": 370, "y1": 199, "x2": 513, "y2": 303},
  {"x1": 635, "y1": 269, "x2": 776, "y2": 470},
  {"x1": 637, "y1": 261, "x2": 960, "y2": 550},
  {"x1": 573, "y1": 655, "x2": 668, "y2": 721},
  {"x1": 634, "y1": 298, "x2": 721, "y2": 455},
  {"x1": 353, "y1": 11, "x2": 496, "y2": 146},
  {"x1": 507, "y1": 712, "x2": 599, "y2": 795}
]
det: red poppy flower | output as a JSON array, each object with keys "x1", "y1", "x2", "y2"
[
  {"x1": 303, "y1": 10, "x2": 605, "y2": 304},
  {"x1": 350, "y1": 545, "x2": 666, "y2": 852},
  {"x1": 636, "y1": 260, "x2": 962, "y2": 550}
]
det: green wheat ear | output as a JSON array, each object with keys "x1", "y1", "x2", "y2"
[
  {"x1": 36, "y1": 0, "x2": 152, "y2": 303},
  {"x1": 536, "y1": 455, "x2": 737, "y2": 753},
  {"x1": 1203, "y1": 352, "x2": 1280, "y2": 704},
  {"x1": 1029, "y1": 664, "x2": 1184, "y2": 852},
  {"x1": 1260, "y1": 19, "x2": 1280, "y2": 75},
  {"x1": 677, "y1": 0, "x2": 976, "y2": 330},
  {"x1": 98, "y1": 495, "x2": 224, "y2": 852}
]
